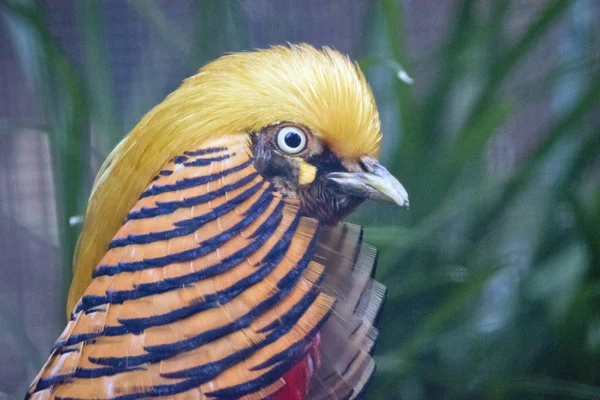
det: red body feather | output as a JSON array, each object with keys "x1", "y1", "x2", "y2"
[{"x1": 271, "y1": 335, "x2": 321, "y2": 400}]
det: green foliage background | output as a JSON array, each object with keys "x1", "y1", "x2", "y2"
[{"x1": 1, "y1": 0, "x2": 599, "y2": 398}]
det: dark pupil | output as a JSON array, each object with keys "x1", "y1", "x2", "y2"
[{"x1": 284, "y1": 132, "x2": 302, "y2": 148}]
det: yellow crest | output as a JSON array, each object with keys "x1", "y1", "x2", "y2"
[{"x1": 67, "y1": 44, "x2": 382, "y2": 315}]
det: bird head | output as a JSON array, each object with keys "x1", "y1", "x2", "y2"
[
  {"x1": 250, "y1": 121, "x2": 408, "y2": 223},
  {"x1": 192, "y1": 44, "x2": 409, "y2": 222},
  {"x1": 69, "y1": 44, "x2": 408, "y2": 313}
]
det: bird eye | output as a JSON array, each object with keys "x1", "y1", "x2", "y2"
[{"x1": 276, "y1": 126, "x2": 307, "y2": 154}]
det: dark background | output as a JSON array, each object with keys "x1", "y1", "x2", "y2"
[{"x1": 1, "y1": 1, "x2": 599, "y2": 398}]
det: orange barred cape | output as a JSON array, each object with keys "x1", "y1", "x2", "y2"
[{"x1": 27, "y1": 136, "x2": 385, "y2": 400}]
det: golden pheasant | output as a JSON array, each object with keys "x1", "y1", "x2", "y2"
[{"x1": 27, "y1": 44, "x2": 408, "y2": 400}]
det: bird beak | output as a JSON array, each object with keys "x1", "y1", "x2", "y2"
[{"x1": 327, "y1": 156, "x2": 409, "y2": 207}]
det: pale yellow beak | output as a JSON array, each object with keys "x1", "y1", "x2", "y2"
[{"x1": 327, "y1": 156, "x2": 409, "y2": 207}]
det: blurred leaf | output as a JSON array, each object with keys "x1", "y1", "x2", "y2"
[
  {"x1": 567, "y1": 187, "x2": 600, "y2": 280},
  {"x1": 460, "y1": 77, "x2": 600, "y2": 265},
  {"x1": 526, "y1": 243, "x2": 587, "y2": 319},
  {"x1": 465, "y1": 0, "x2": 571, "y2": 127},
  {"x1": 0, "y1": 303, "x2": 43, "y2": 399},
  {"x1": 78, "y1": 1, "x2": 119, "y2": 154},
  {"x1": 127, "y1": 0, "x2": 250, "y2": 70},
  {"x1": 359, "y1": 56, "x2": 414, "y2": 84},
  {"x1": 192, "y1": 0, "x2": 250, "y2": 67},
  {"x1": 405, "y1": 0, "x2": 477, "y2": 175},
  {"x1": 3, "y1": 0, "x2": 88, "y2": 314},
  {"x1": 419, "y1": 99, "x2": 514, "y2": 214},
  {"x1": 509, "y1": 375, "x2": 600, "y2": 399},
  {"x1": 447, "y1": 100, "x2": 513, "y2": 165},
  {"x1": 364, "y1": 0, "x2": 600, "y2": 398},
  {"x1": 379, "y1": 0, "x2": 417, "y2": 171},
  {"x1": 401, "y1": 268, "x2": 494, "y2": 356},
  {"x1": 126, "y1": 0, "x2": 191, "y2": 61}
]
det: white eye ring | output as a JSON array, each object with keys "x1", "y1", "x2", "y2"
[{"x1": 276, "y1": 126, "x2": 307, "y2": 154}]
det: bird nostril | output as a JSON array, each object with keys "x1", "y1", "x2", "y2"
[{"x1": 358, "y1": 155, "x2": 378, "y2": 173}]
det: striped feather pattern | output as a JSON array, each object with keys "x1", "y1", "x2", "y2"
[
  {"x1": 27, "y1": 136, "x2": 333, "y2": 400},
  {"x1": 28, "y1": 135, "x2": 385, "y2": 400}
]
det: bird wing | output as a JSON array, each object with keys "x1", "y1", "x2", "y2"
[
  {"x1": 27, "y1": 135, "x2": 382, "y2": 400},
  {"x1": 307, "y1": 223, "x2": 385, "y2": 400}
]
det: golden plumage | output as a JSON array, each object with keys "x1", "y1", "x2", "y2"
[
  {"x1": 30, "y1": 43, "x2": 395, "y2": 400},
  {"x1": 31, "y1": 134, "x2": 383, "y2": 399},
  {"x1": 69, "y1": 44, "x2": 381, "y2": 314}
]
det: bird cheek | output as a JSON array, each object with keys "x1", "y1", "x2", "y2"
[{"x1": 298, "y1": 160, "x2": 317, "y2": 185}]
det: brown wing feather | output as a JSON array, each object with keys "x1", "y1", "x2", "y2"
[
  {"x1": 308, "y1": 224, "x2": 386, "y2": 400},
  {"x1": 27, "y1": 136, "x2": 334, "y2": 400}
]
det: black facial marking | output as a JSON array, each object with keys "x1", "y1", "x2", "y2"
[
  {"x1": 251, "y1": 131, "x2": 298, "y2": 196},
  {"x1": 306, "y1": 148, "x2": 346, "y2": 179},
  {"x1": 250, "y1": 123, "x2": 364, "y2": 224}
]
